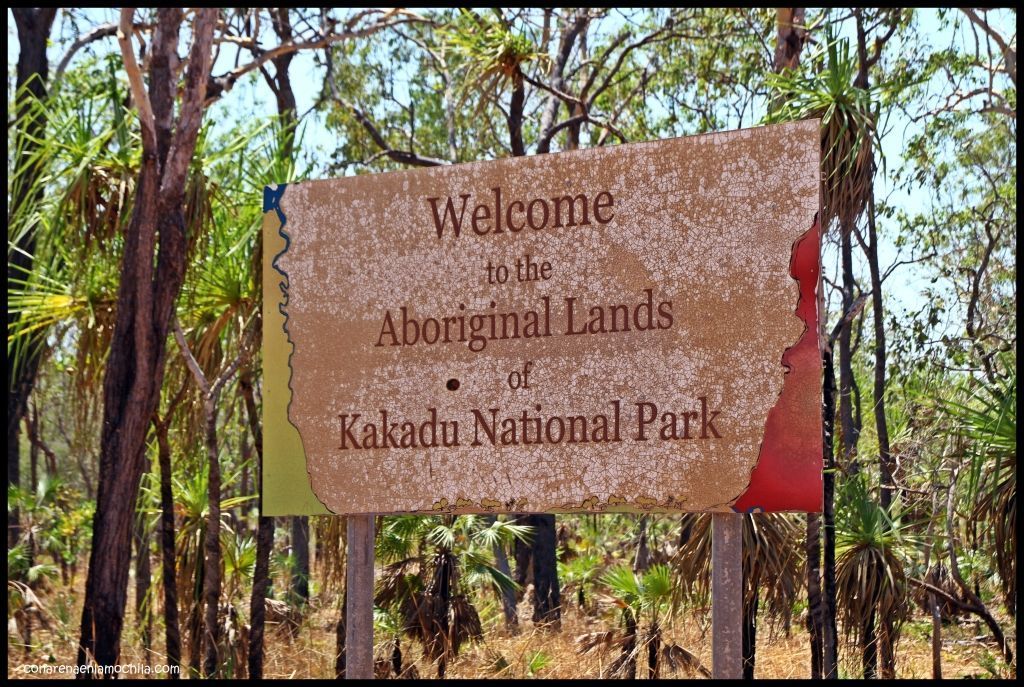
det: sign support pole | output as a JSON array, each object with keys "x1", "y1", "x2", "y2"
[
  {"x1": 345, "y1": 514, "x2": 376, "y2": 679},
  {"x1": 712, "y1": 512, "x2": 743, "y2": 679}
]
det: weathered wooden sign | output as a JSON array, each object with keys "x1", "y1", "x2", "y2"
[{"x1": 262, "y1": 120, "x2": 822, "y2": 515}]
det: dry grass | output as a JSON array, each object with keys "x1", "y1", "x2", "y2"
[{"x1": 7, "y1": 572, "x2": 1015, "y2": 679}]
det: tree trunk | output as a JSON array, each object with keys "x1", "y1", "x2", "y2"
[
  {"x1": 77, "y1": 9, "x2": 217, "y2": 674},
  {"x1": 201, "y1": 394, "x2": 222, "y2": 677},
  {"x1": 633, "y1": 515, "x2": 651, "y2": 573},
  {"x1": 188, "y1": 557, "x2": 204, "y2": 678},
  {"x1": 335, "y1": 587, "x2": 347, "y2": 678},
  {"x1": 434, "y1": 548, "x2": 454, "y2": 678},
  {"x1": 290, "y1": 518, "x2": 310, "y2": 605},
  {"x1": 619, "y1": 608, "x2": 637, "y2": 679},
  {"x1": 647, "y1": 619, "x2": 661, "y2": 679},
  {"x1": 513, "y1": 531, "x2": 532, "y2": 592},
  {"x1": 838, "y1": 220, "x2": 860, "y2": 475},
  {"x1": 742, "y1": 571, "x2": 760, "y2": 678},
  {"x1": 241, "y1": 370, "x2": 275, "y2": 680},
  {"x1": 865, "y1": 197, "x2": 894, "y2": 510},
  {"x1": 773, "y1": 8, "x2": 808, "y2": 72},
  {"x1": 155, "y1": 419, "x2": 181, "y2": 676},
  {"x1": 133, "y1": 499, "x2": 153, "y2": 666},
  {"x1": 484, "y1": 515, "x2": 519, "y2": 631},
  {"x1": 806, "y1": 513, "x2": 824, "y2": 678},
  {"x1": 528, "y1": 514, "x2": 561, "y2": 625},
  {"x1": 8, "y1": 7, "x2": 57, "y2": 551},
  {"x1": 173, "y1": 320, "x2": 252, "y2": 680},
  {"x1": 29, "y1": 415, "x2": 39, "y2": 498},
  {"x1": 931, "y1": 593, "x2": 942, "y2": 679},
  {"x1": 879, "y1": 612, "x2": 896, "y2": 679},
  {"x1": 861, "y1": 607, "x2": 877, "y2": 679},
  {"x1": 507, "y1": 70, "x2": 526, "y2": 157},
  {"x1": 822, "y1": 349, "x2": 839, "y2": 678}
]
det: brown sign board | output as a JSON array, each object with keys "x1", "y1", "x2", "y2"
[{"x1": 262, "y1": 121, "x2": 823, "y2": 516}]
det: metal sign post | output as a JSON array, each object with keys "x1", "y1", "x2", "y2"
[
  {"x1": 712, "y1": 512, "x2": 743, "y2": 679},
  {"x1": 345, "y1": 514, "x2": 376, "y2": 680}
]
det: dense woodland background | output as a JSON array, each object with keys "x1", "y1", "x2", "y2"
[{"x1": 7, "y1": 7, "x2": 1016, "y2": 679}]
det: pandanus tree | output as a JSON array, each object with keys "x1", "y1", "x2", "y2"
[
  {"x1": 834, "y1": 472, "x2": 915, "y2": 678},
  {"x1": 672, "y1": 513, "x2": 803, "y2": 678},
  {"x1": 8, "y1": 45, "x2": 290, "y2": 673},
  {"x1": 951, "y1": 364, "x2": 1016, "y2": 617},
  {"x1": 764, "y1": 23, "x2": 897, "y2": 676},
  {"x1": 8, "y1": 7, "x2": 58, "y2": 552},
  {"x1": 926, "y1": 360, "x2": 1016, "y2": 668}
]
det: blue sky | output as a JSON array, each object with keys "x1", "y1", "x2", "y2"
[{"x1": 8, "y1": 8, "x2": 1015, "y2": 335}]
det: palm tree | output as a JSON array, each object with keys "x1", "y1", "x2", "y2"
[
  {"x1": 375, "y1": 514, "x2": 531, "y2": 678},
  {"x1": 834, "y1": 472, "x2": 916, "y2": 678},
  {"x1": 940, "y1": 359, "x2": 1016, "y2": 615},
  {"x1": 672, "y1": 513, "x2": 804, "y2": 678},
  {"x1": 576, "y1": 562, "x2": 708, "y2": 679},
  {"x1": 923, "y1": 359, "x2": 1016, "y2": 668},
  {"x1": 765, "y1": 28, "x2": 891, "y2": 677}
]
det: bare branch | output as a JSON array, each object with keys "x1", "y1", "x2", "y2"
[
  {"x1": 828, "y1": 292, "x2": 870, "y2": 348},
  {"x1": 545, "y1": 113, "x2": 628, "y2": 147},
  {"x1": 585, "y1": 20, "x2": 683, "y2": 109},
  {"x1": 323, "y1": 39, "x2": 450, "y2": 168},
  {"x1": 944, "y1": 466, "x2": 1014, "y2": 665},
  {"x1": 55, "y1": 22, "x2": 119, "y2": 82},
  {"x1": 205, "y1": 10, "x2": 428, "y2": 105},
  {"x1": 172, "y1": 317, "x2": 210, "y2": 396},
  {"x1": 117, "y1": 9, "x2": 157, "y2": 153},
  {"x1": 960, "y1": 8, "x2": 1016, "y2": 84},
  {"x1": 161, "y1": 8, "x2": 217, "y2": 198},
  {"x1": 597, "y1": 58, "x2": 656, "y2": 146}
]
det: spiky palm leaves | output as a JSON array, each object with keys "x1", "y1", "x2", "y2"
[
  {"x1": 441, "y1": 9, "x2": 549, "y2": 114},
  {"x1": 765, "y1": 32, "x2": 882, "y2": 233},
  {"x1": 940, "y1": 363, "x2": 1016, "y2": 615},
  {"x1": 672, "y1": 513, "x2": 804, "y2": 678},
  {"x1": 835, "y1": 473, "x2": 916, "y2": 678},
  {"x1": 375, "y1": 514, "x2": 531, "y2": 677},
  {"x1": 576, "y1": 560, "x2": 709, "y2": 678},
  {"x1": 8, "y1": 57, "x2": 138, "y2": 428}
]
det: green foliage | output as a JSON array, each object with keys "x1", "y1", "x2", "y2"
[
  {"x1": 766, "y1": 30, "x2": 887, "y2": 232},
  {"x1": 7, "y1": 478, "x2": 93, "y2": 584},
  {"x1": 441, "y1": 9, "x2": 547, "y2": 108},
  {"x1": 5, "y1": 7, "x2": 1018, "y2": 678},
  {"x1": 375, "y1": 514, "x2": 530, "y2": 673},
  {"x1": 526, "y1": 649, "x2": 552, "y2": 676},
  {"x1": 938, "y1": 359, "x2": 1016, "y2": 612},
  {"x1": 601, "y1": 562, "x2": 674, "y2": 627},
  {"x1": 835, "y1": 472, "x2": 918, "y2": 661}
]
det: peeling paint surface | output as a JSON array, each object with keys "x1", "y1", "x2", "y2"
[{"x1": 266, "y1": 121, "x2": 822, "y2": 515}]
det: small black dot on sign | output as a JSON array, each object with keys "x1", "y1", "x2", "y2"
[{"x1": 446, "y1": 378, "x2": 460, "y2": 391}]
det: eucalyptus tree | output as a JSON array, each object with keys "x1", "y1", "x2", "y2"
[
  {"x1": 48, "y1": 7, "x2": 421, "y2": 672},
  {"x1": 75, "y1": 10, "x2": 219, "y2": 671},
  {"x1": 888, "y1": 9, "x2": 1016, "y2": 389}
]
